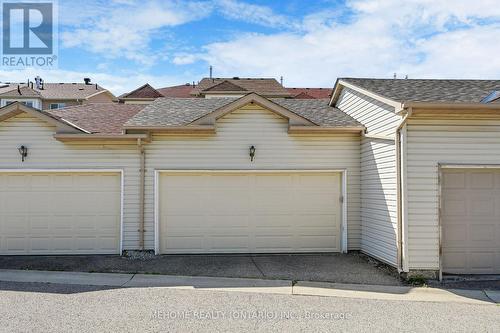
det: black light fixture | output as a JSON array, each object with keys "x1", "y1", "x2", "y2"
[
  {"x1": 249, "y1": 145, "x2": 256, "y2": 162},
  {"x1": 18, "y1": 145, "x2": 28, "y2": 162}
]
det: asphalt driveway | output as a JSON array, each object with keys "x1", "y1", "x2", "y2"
[{"x1": 0, "y1": 252, "x2": 401, "y2": 285}]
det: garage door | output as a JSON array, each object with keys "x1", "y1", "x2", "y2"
[
  {"x1": 441, "y1": 169, "x2": 500, "y2": 274},
  {"x1": 158, "y1": 172, "x2": 342, "y2": 254},
  {"x1": 0, "y1": 172, "x2": 121, "y2": 255}
]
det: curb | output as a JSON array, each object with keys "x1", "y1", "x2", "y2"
[
  {"x1": 293, "y1": 281, "x2": 495, "y2": 305},
  {"x1": 0, "y1": 269, "x2": 496, "y2": 305}
]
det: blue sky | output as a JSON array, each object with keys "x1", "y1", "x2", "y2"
[{"x1": 2, "y1": 0, "x2": 500, "y2": 95}]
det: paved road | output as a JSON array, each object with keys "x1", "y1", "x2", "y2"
[{"x1": 0, "y1": 281, "x2": 498, "y2": 333}]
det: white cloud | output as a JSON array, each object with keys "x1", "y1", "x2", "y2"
[
  {"x1": 215, "y1": 0, "x2": 295, "y2": 29},
  {"x1": 172, "y1": 54, "x2": 201, "y2": 65},
  {"x1": 60, "y1": 1, "x2": 212, "y2": 66},
  {"x1": 195, "y1": 0, "x2": 500, "y2": 86}
]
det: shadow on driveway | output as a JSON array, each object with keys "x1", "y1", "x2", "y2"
[{"x1": 0, "y1": 252, "x2": 402, "y2": 286}]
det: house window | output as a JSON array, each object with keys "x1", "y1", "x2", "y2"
[
  {"x1": 50, "y1": 103, "x2": 66, "y2": 109},
  {"x1": 22, "y1": 101, "x2": 34, "y2": 107}
]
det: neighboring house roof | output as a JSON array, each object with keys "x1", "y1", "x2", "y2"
[
  {"x1": 339, "y1": 78, "x2": 500, "y2": 103},
  {"x1": 48, "y1": 103, "x2": 146, "y2": 134},
  {"x1": 0, "y1": 85, "x2": 42, "y2": 98},
  {"x1": 0, "y1": 82, "x2": 113, "y2": 100},
  {"x1": 191, "y1": 78, "x2": 292, "y2": 97},
  {"x1": 202, "y1": 80, "x2": 247, "y2": 92},
  {"x1": 286, "y1": 88, "x2": 332, "y2": 99},
  {"x1": 119, "y1": 83, "x2": 164, "y2": 99},
  {"x1": 157, "y1": 84, "x2": 194, "y2": 98},
  {"x1": 125, "y1": 95, "x2": 361, "y2": 128},
  {"x1": 0, "y1": 83, "x2": 19, "y2": 95}
]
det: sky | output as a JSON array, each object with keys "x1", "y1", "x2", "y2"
[{"x1": 1, "y1": 0, "x2": 500, "y2": 95}]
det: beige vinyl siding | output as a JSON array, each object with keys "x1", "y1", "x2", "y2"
[
  {"x1": 360, "y1": 138, "x2": 398, "y2": 265},
  {"x1": 336, "y1": 88, "x2": 400, "y2": 135},
  {"x1": 0, "y1": 113, "x2": 140, "y2": 250},
  {"x1": 144, "y1": 105, "x2": 361, "y2": 250},
  {"x1": 336, "y1": 87, "x2": 401, "y2": 266},
  {"x1": 406, "y1": 118, "x2": 500, "y2": 269}
]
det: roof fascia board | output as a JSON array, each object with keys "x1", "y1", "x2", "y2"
[
  {"x1": 331, "y1": 79, "x2": 404, "y2": 111},
  {"x1": 54, "y1": 133, "x2": 150, "y2": 142},
  {"x1": 191, "y1": 93, "x2": 314, "y2": 126},
  {"x1": 402, "y1": 101, "x2": 500, "y2": 110},
  {"x1": 124, "y1": 125, "x2": 216, "y2": 134}
]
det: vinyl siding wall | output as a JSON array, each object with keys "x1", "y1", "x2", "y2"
[
  {"x1": 144, "y1": 105, "x2": 362, "y2": 250},
  {"x1": 0, "y1": 107, "x2": 361, "y2": 252},
  {"x1": 0, "y1": 113, "x2": 141, "y2": 250},
  {"x1": 406, "y1": 117, "x2": 500, "y2": 269},
  {"x1": 336, "y1": 88, "x2": 401, "y2": 265}
]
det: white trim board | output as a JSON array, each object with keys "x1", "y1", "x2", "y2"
[
  {"x1": 0, "y1": 168, "x2": 124, "y2": 255},
  {"x1": 154, "y1": 169, "x2": 348, "y2": 255}
]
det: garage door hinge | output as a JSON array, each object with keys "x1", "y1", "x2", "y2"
[{"x1": 339, "y1": 195, "x2": 344, "y2": 203}]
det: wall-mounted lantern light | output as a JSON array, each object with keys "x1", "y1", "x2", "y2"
[
  {"x1": 249, "y1": 145, "x2": 256, "y2": 162},
  {"x1": 18, "y1": 145, "x2": 28, "y2": 162}
]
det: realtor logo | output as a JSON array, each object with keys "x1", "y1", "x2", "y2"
[{"x1": 1, "y1": 0, "x2": 58, "y2": 68}]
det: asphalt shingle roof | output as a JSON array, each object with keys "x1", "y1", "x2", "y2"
[
  {"x1": 286, "y1": 88, "x2": 332, "y2": 99},
  {"x1": 125, "y1": 97, "x2": 237, "y2": 127},
  {"x1": 0, "y1": 82, "x2": 110, "y2": 100},
  {"x1": 120, "y1": 83, "x2": 163, "y2": 99},
  {"x1": 340, "y1": 78, "x2": 500, "y2": 103},
  {"x1": 192, "y1": 78, "x2": 292, "y2": 97},
  {"x1": 157, "y1": 84, "x2": 195, "y2": 98},
  {"x1": 125, "y1": 97, "x2": 361, "y2": 128},
  {"x1": 272, "y1": 98, "x2": 360, "y2": 127},
  {"x1": 48, "y1": 103, "x2": 146, "y2": 134}
]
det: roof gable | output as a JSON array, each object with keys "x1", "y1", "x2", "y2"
[
  {"x1": 124, "y1": 94, "x2": 362, "y2": 131},
  {"x1": 120, "y1": 83, "x2": 164, "y2": 99},
  {"x1": 202, "y1": 80, "x2": 247, "y2": 92},
  {"x1": 0, "y1": 102, "x2": 83, "y2": 133},
  {"x1": 191, "y1": 93, "x2": 314, "y2": 126},
  {"x1": 192, "y1": 78, "x2": 292, "y2": 97}
]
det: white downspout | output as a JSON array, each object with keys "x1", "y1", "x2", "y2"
[
  {"x1": 396, "y1": 107, "x2": 411, "y2": 273},
  {"x1": 138, "y1": 138, "x2": 146, "y2": 250}
]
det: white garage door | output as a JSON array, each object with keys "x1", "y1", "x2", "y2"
[
  {"x1": 158, "y1": 172, "x2": 342, "y2": 254},
  {"x1": 442, "y1": 169, "x2": 500, "y2": 274},
  {"x1": 0, "y1": 172, "x2": 121, "y2": 255}
]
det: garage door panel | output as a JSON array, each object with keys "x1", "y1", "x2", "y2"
[
  {"x1": 442, "y1": 169, "x2": 500, "y2": 274},
  {"x1": 253, "y1": 215, "x2": 292, "y2": 227},
  {"x1": 442, "y1": 197, "x2": 466, "y2": 216},
  {"x1": 299, "y1": 235, "x2": 339, "y2": 250},
  {"x1": 470, "y1": 172, "x2": 494, "y2": 189},
  {"x1": 0, "y1": 172, "x2": 121, "y2": 255},
  {"x1": 443, "y1": 172, "x2": 465, "y2": 189},
  {"x1": 470, "y1": 197, "x2": 494, "y2": 216},
  {"x1": 206, "y1": 215, "x2": 250, "y2": 228},
  {"x1": 159, "y1": 172, "x2": 341, "y2": 254}
]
